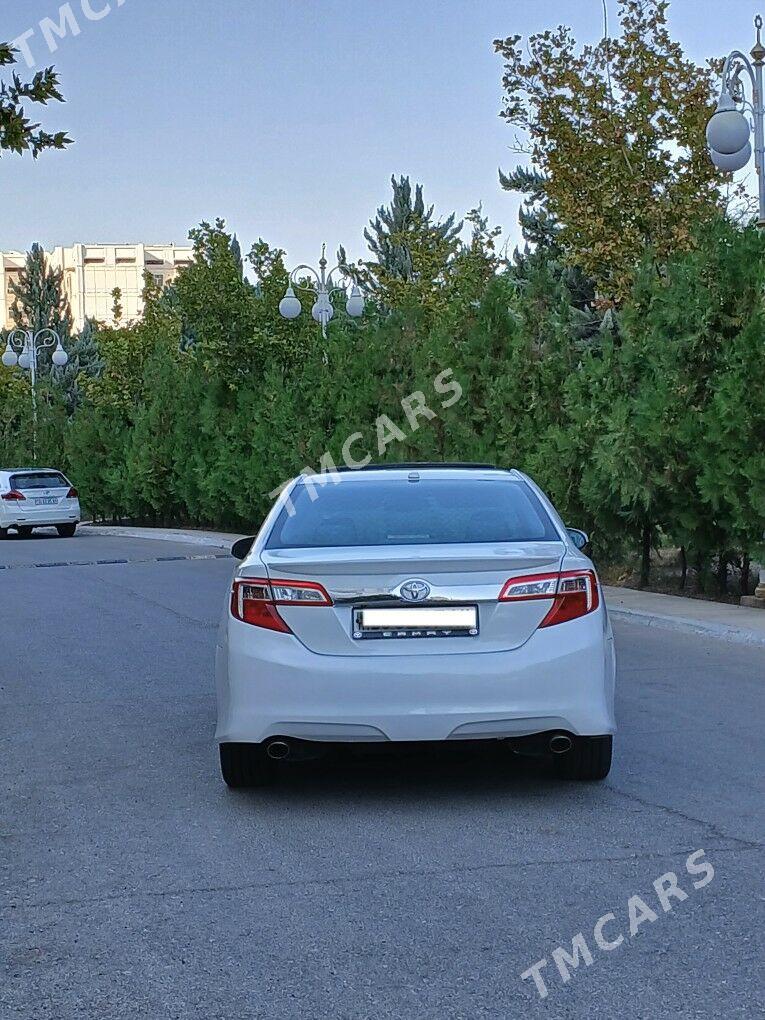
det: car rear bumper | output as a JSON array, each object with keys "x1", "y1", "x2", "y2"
[
  {"x1": 1, "y1": 498, "x2": 80, "y2": 529},
  {"x1": 216, "y1": 612, "x2": 616, "y2": 744},
  {"x1": 2, "y1": 512, "x2": 80, "y2": 527}
]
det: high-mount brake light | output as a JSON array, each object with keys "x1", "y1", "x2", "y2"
[
  {"x1": 1, "y1": 490, "x2": 25, "y2": 501},
  {"x1": 231, "y1": 577, "x2": 332, "y2": 632},
  {"x1": 498, "y1": 570, "x2": 599, "y2": 627}
]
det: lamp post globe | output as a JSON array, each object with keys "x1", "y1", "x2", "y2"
[
  {"x1": 710, "y1": 140, "x2": 752, "y2": 171},
  {"x1": 706, "y1": 93, "x2": 751, "y2": 154},
  {"x1": 278, "y1": 286, "x2": 302, "y2": 320},
  {"x1": 51, "y1": 345, "x2": 69, "y2": 367},
  {"x1": 2, "y1": 346, "x2": 18, "y2": 368},
  {"x1": 18, "y1": 351, "x2": 31, "y2": 370},
  {"x1": 346, "y1": 285, "x2": 365, "y2": 318},
  {"x1": 311, "y1": 295, "x2": 334, "y2": 324}
]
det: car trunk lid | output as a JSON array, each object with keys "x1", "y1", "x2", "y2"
[{"x1": 254, "y1": 542, "x2": 566, "y2": 656}]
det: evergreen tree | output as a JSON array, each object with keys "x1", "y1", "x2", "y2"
[
  {"x1": 55, "y1": 318, "x2": 105, "y2": 415},
  {"x1": 10, "y1": 244, "x2": 73, "y2": 375},
  {"x1": 364, "y1": 175, "x2": 461, "y2": 280},
  {"x1": 499, "y1": 167, "x2": 560, "y2": 253},
  {"x1": 173, "y1": 220, "x2": 261, "y2": 382},
  {"x1": 230, "y1": 235, "x2": 244, "y2": 278},
  {"x1": 111, "y1": 287, "x2": 123, "y2": 324},
  {"x1": 340, "y1": 175, "x2": 463, "y2": 313}
]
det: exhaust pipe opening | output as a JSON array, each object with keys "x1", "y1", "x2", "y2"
[
  {"x1": 549, "y1": 734, "x2": 572, "y2": 755},
  {"x1": 266, "y1": 739, "x2": 290, "y2": 761}
]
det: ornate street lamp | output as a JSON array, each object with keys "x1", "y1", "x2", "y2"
[
  {"x1": 706, "y1": 14, "x2": 765, "y2": 224},
  {"x1": 1, "y1": 328, "x2": 69, "y2": 463},
  {"x1": 278, "y1": 244, "x2": 365, "y2": 338}
]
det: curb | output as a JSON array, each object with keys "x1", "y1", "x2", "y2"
[
  {"x1": 607, "y1": 606, "x2": 765, "y2": 648},
  {"x1": 81, "y1": 524, "x2": 245, "y2": 552}
]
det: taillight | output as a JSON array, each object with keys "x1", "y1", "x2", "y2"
[
  {"x1": 1, "y1": 490, "x2": 25, "y2": 501},
  {"x1": 499, "y1": 574, "x2": 559, "y2": 601},
  {"x1": 498, "y1": 570, "x2": 599, "y2": 627},
  {"x1": 540, "y1": 571, "x2": 600, "y2": 627},
  {"x1": 67, "y1": 487, "x2": 78, "y2": 498},
  {"x1": 231, "y1": 581, "x2": 291, "y2": 633},
  {"x1": 230, "y1": 577, "x2": 332, "y2": 632}
]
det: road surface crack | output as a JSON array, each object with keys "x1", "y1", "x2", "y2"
[{"x1": 2, "y1": 842, "x2": 759, "y2": 915}]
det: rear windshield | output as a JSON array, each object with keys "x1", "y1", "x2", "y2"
[
  {"x1": 266, "y1": 477, "x2": 559, "y2": 548},
  {"x1": 10, "y1": 472, "x2": 69, "y2": 490}
]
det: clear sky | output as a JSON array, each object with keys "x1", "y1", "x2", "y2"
[{"x1": 3, "y1": 0, "x2": 762, "y2": 267}]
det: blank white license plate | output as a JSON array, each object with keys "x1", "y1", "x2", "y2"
[
  {"x1": 353, "y1": 606, "x2": 478, "y2": 639},
  {"x1": 34, "y1": 497, "x2": 58, "y2": 505}
]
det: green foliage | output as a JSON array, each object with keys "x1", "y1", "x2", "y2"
[
  {"x1": 4, "y1": 244, "x2": 105, "y2": 416},
  {"x1": 494, "y1": 0, "x2": 730, "y2": 303},
  {"x1": 111, "y1": 288, "x2": 123, "y2": 325},
  {"x1": 340, "y1": 176, "x2": 466, "y2": 316},
  {"x1": 0, "y1": 43, "x2": 71, "y2": 158},
  {"x1": 2, "y1": 1, "x2": 756, "y2": 594},
  {"x1": 10, "y1": 244, "x2": 73, "y2": 360},
  {"x1": 2, "y1": 203, "x2": 761, "y2": 593},
  {"x1": 54, "y1": 318, "x2": 105, "y2": 415}
]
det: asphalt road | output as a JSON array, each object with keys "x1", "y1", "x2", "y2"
[{"x1": 1, "y1": 531, "x2": 762, "y2": 1019}]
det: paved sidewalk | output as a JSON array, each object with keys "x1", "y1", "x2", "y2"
[
  {"x1": 83, "y1": 525, "x2": 765, "y2": 649},
  {"x1": 81, "y1": 523, "x2": 247, "y2": 551},
  {"x1": 604, "y1": 585, "x2": 765, "y2": 648}
]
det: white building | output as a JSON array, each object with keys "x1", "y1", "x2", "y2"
[{"x1": 1, "y1": 243, "x2": 194, "y2": 332}]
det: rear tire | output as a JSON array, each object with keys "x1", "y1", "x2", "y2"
[
  {"x1": 0, "y1": 527, "x2": 7, "y2": 539},
  {"x1": 219, "y1": 743, "x2": 276, "y2": 788},
  {"x1": 556, "y1": 735, "x2": 612, "y2": 781},
  {"x1": 17, "y1": 526, "x2": 33, "y2": 537},
  {"x1": 56, "y1": 524, "x2": 77, "y2": 537}
]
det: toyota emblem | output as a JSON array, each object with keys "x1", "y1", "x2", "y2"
[{"x1": 398, "y1": 579, "x2": 431, "y2": 602}]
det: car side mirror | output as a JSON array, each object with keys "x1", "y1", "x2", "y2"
[
  {"x1": 231, "y1": 536, "x2": 256, "y2": 560},
  {"x1": 567, "y1": 528, "x2": 590, "y2": 552}
]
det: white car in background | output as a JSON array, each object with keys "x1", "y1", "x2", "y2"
[
  {"x1": 217, "y1": 464, "x2": 616, "y2": 787},
  {"x1": 0, "y1": 468, "x2": 81, "y2": 538}
]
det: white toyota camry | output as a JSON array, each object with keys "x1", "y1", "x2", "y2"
[{"x1": 216, "y1": 464, "x2": 616, "y2": 786}]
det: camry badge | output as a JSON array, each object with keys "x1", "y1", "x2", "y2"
[{"x1": 398, "y1": 579, "x2": 431, "y2": 603}]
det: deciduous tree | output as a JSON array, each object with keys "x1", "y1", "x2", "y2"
[
  {"x1": 0, "y1": 43, "x2": 70, "y2": 158},
  {"x1": 494, "y1": 0, "x2": 729, "y2": 302}
]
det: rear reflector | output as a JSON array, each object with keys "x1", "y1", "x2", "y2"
[
  {"x1": 231, "y1": 577, "x2": 332, "y2": 632},
  {"x1": 1, "y1": 490, "x2": 25, "y2": 501},
  {"x1": 499, "y1": 570, "x2": 599, "y2": 627}
]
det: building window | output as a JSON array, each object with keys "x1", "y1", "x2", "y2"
[{"x1": 152, "y1": 273, "x2": 164, "y2": 287}]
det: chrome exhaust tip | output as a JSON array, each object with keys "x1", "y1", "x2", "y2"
[
  {"x1": 549, "y1": 734, "x2": 572, "y2": 755},
  {"x1": 266, "y1": 740, "x2": 290, "y2": 761}
]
